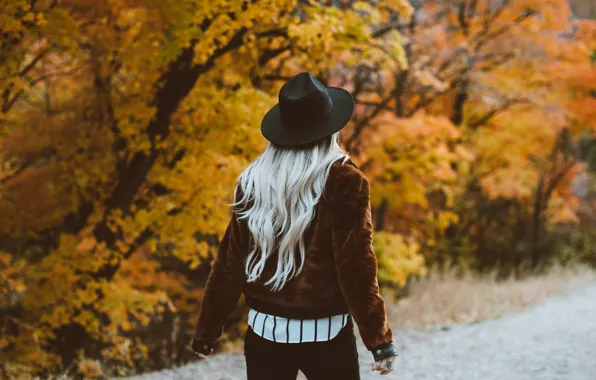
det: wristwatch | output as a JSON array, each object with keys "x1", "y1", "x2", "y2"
[
  {"x1": 371, "y1": 342, "x2": 398, "y2": 362},
  {"x1": 192, "y1": 339, "x2": 213, "y2": 356}
]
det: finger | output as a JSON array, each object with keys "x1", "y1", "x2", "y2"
[
  {"x1": 372, "y1": 359, "x2": 382, "y2": 371},
  {"x1": 373, "y1": 358, "x2": 387, "y2": 372},
  {"x1": 380, "y1": 357, "x2": 396, "y2": 375},
  {"x1": 385, "y1": 357, "x2": 394, "y2": 370}
]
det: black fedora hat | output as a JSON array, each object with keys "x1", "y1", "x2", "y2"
[{"x1": 261, "y1": 72, "x2": 355, "y2": 147}]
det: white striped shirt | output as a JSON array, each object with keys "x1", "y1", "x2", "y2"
[{"x1": 248, "y1": 308, "x2": 350, "y2": 343}]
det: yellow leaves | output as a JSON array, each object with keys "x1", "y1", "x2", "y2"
[
  {"x1": 0, "y1": 0, "x2": 413, "y2": 373},
  {"x1": 373, "y1": 231, "x2": 427, "y2": 286},
  {"x1": 353, "y1": 1, "x2": 381, "y2": 24},
  {"x1": 0, "y1": 0, "x2": 31, "y2": 32},
  {"x1": 283, "y1": 1, "x2": 409, "y2": 72},
  {"x1": 42, "y1": 8, "x2": 79, "y2": 46},
  {"x1": 287, "y1": 6, "x2": 349, "y2": 58},
  {"x1": 114, "y1": 103, "x2": 158, "y2": 149},
  {"x1": 378, "y1": 0, "x2": 414, "y2": 20},
  {"x1": 192, "y1": 12, "x2": 243, "y2": 65},
  {"x1": 40, "y1": 304, "x2": 75, "y2": 329},
  {"x1": 171, "y1": 239, "x2": 212, "y2": 269},
  {"x1": 76, "y1": 285, "x2": 100, "y2": 306},
  {"x1": 35, "y1": 12, "x2": 47, "y2": 27},
  {"x1": 433, "y1": 211, "x2": 460, "y2": 232},
  {"x1": 73, "y1": 310, "x2": 101, "y2": 337},
  {"x1": 22, "y1": 12, "x2": 35, "y2": 22},
  {"x1": 93, "y1": 275, "x2": 175, "y2": 341},
  {"x1": 75, "y1": 236, "x2": 97, "y2": 253},
  {"x1": 379, "y1": 29, "x2": 408, "y2": 70}
]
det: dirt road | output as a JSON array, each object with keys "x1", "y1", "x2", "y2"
[{"x1": 126, "y1": 283, "x2": 596, "y2": 380}]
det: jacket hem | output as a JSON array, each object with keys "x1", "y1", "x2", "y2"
[{"x1": 244, "y1": 293, "x2": 350, "y2": 319}]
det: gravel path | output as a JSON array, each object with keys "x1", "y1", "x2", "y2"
[{"x1": 125, "y1": 283, "x2": 596, "y2": 380}]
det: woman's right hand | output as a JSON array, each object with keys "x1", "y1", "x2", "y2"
[
  {"x1": 195, "y1": 349, "x2": 213, "y2": 360},
  {"x1": 371, "y1": 355, "x2": 397, "y2": 375}
]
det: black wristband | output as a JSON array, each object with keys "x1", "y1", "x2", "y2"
[
  {"x1": 192, "y1": 339, "x2": 213, "y2": 355},
  {"x1": 371, "y1": 343, "x2": 398, "y2": 362}
]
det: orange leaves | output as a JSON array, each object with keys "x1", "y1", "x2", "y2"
[
  {"x1": 544, "y1": 18, "x2": 596, "y2": 132},
  {"x1": 361, "y1": 111, "x2": 468, "y2": 236},
  {"x1": 77, "y1": 357, "x2": 104, "y2": 378},
  {"x1": 8, "y1": 0, "x2": 595, "y2": 374},
  {"x1": 573, "y1": 19, "x2": 596, "y2": 50},
  {"x1": 479, "y1": 166, "x2": 538, "y2": 200},
  {"x1": 412, "y1": 69, "x2": 449, "y2": 92},
  {"x1": 0, "y1": 252, "x2": 26, "y2": 302},
  {"x1": 523, "y1": 0, "x2": 571, "y2": 30}
]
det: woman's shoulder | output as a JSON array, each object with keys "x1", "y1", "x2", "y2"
[
  {"x1": 330, "y1": 158, "x2": 367, "y2": 182},
  {"x1": 325, "y1": 158, "x2": 369, "y2": 202}
]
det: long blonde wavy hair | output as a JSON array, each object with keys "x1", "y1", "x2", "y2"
[{"x1": 231, "y1": 131, "x2": 350, "y2": 291}]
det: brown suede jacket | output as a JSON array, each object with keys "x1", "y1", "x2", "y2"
[{"x1": 193, "y1": 158, "x2": 394, "y2": 355}]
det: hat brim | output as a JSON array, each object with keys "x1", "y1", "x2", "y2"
[{"x1": 261, "y1": 87, "x2": 355, "y2": 147}]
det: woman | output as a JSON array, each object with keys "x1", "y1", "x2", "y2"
[{"x1": 192, "y1": 72, "x2": 398, "y2": 379}]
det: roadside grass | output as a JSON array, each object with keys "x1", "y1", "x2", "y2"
[{"x1": 384, "y1": 263, "x2": 596, "y2": 328}]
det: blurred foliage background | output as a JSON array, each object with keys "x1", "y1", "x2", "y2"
[{"x1": 0, "y1": 0, "x2": 595, "y2": 377}]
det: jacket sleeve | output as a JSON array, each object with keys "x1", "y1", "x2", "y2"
[
  {"x1": 193, "y1": 186, "x2": 247, "y2": 345},
  {"x1": 329, "y1": 167, "x2": 394, "y2": 352}
]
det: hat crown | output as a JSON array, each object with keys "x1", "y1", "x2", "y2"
[{"x1": 278, "y1": 72, "x2": 334, "y2": 130}]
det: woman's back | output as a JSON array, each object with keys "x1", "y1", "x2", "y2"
[
  {"x1": 242, "y1": 158, "x2": 359, "y2": 316},
  {"x1": 192, "y1": 71, "x2": 397, "y2": 380},
  {"x1": 196, "y1": 156, "x2": 393, "y2": 351}
]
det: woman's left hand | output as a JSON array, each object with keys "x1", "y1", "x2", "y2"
[{"x1": 371, "y1": 354, "x2": 397, "y2": 375}]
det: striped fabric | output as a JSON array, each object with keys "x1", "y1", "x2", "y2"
[{"x1": 247, "y1": 308, "x2": 350, "y2": 343}]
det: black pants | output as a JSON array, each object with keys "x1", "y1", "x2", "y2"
[{"x1": 244, "y1": 314, "x2": 360, "y2": 380}]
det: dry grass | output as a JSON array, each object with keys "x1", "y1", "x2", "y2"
[{"x1": 384, "y1": 263, "x2": 596, "y2": 328}]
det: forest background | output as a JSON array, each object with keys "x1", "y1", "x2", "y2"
[{"x1": 1, "y1": 0, "x2": 595, "y2": 378}]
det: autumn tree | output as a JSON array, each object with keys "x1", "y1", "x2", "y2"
[
  {"x1": 333, "y1": 0, "x2": 596, "y2": 273},
  {"x1": 0, "y1": 0, "x2": 416, "y2": 376}
]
